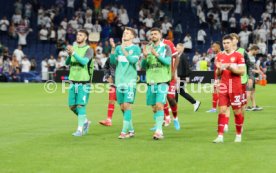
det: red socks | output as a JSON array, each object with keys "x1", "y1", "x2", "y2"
[
  {"x1": 171, "y1": 104, "x2": 178, "y2": 119},
  {"x1": 218, "y1": 114, "x2": 227, "y2": 135},
  {"x1": 235, "y1": 113, "x2": 244, "y2": 135},
  {"x1": 164, "y1": 102, "x2": 170, "y2": 119},
  {"x1": 212, "y1": 93, "x2": 218, "y2": 109},
  {"x1": 107, "y1": 104, "x2": 115, "y2": 120}
]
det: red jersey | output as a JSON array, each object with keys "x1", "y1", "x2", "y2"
[
  {"x1": 217, "y1": 51, "x2": 245, "y2": 91},
  {"x1": 162, "y1": 39, "x2": 178, "y2": 71}
]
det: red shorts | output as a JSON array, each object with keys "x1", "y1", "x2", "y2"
[
  {"x1": 218, "y1": 91, "x2": 242, "y2": 110},
  {"x1": 167, "y1": 79, "x2": 176, "y2": 98},
  {"x1": 241, "y1": 84, "x2": 247, "y2": 106},
  {"x1": 109, "y1": 85, "x2": 117, "y2": 101}
]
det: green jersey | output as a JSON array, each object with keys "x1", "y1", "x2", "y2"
[
  {"x1": 141, "y1": 42, "x2": 172, "y2": 84},
  {"x1": 110, "y1": 44, "x2": 141, "y2": 89},
  {"x1": 65, "y1": 44, "x2": 94, "y2": 82},
  {"x1": 237, "y1": 48, "x2": 248, "y2": 84}
]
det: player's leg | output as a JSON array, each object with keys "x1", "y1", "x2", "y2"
[
  {"x1": 163, "y1": 101, "x2": 171, "y2": 126},
  {"x1": 251, "y1": 81, "x2": 263, "y2": 111},
  {"x1": 153, "y1": 83, "x2": 168, "y2": 140},
  {"x1": 246, "y1": 79, "x2": 253, "y2": 111},
  {"x1": 118, "y1": 87, "x2": 136, "y2": 139},
  {"x1": 68, "y1": 83, "x2": 78, "y2": 115},
  {"x1": 179, "y1": 81, "x2": 201, "y2": 112},
  {"x1": 165, "y1": 80, "x2": 177, "y2": 127},
  {"x1": 99, "y1": 85, "x2": 116, "y2": 126},
  {"x1": 207, "y1": 85, "x2": 218, "y2": 113},
  {"x1": 167, "y1": 95, "x2": 180, "y2": 130},
  {"x1": 231, "y1": 93, "x2": 244, "y2": 142},
  {"x1": 73, "y1": 83, "x2": 91, "y2": 136},
  {"x1": 213, "y1": 92, "x2": 229, "y2": 143}
]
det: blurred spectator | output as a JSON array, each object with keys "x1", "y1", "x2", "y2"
[
  {"x1": 272, "y1": 40, "x2": 276, "y2": 56},
  {"x1": 49, "y1": 26, "x2": 57, "y2": 43},
  {"x1": 67, "y1": 0, "x2": 75, "y2": 18},
  {"x1": 107, "y1": 10, "x2": 116, "y2": 24},
  {"x1": 57, "y1": 26, "x2": 66, "y2": 41},
  {"x1": 93, "y1": 0, "x2": 102, "y2": 16},
  {"x1": 21, "y1": 56, "x2": 31, "y2": 73},
  {"x1": 39, "y1": 26, "x2": 49, "y2": 42},
  {"x1": 192, "y1": 51, "x2": 201, "y2": 70},
  {"x1": 239, "y1": 28, "x2": 251, "y2": 49},
  {"x1": 101, "y1": 5, "x2": 109, "y2": 20},
  {"x1": 9, "y1": 22, "x2": 17, "y2": 39},
  {"x1": 30, "y1": 58, "x2": 37, "y2": 71},
  {"x1": 24, "y1": 2, "x2": 32, "y2": 19},
  {"x1": 60, "y1": 18, "x2": 68, "y2": 30},
  {"x1": 93, "y1": 20, "x2": 102, "y2": 33},
  {"x1": 257, "y1": 39, "x2": 267, "y2": 55},
  {"x1": 13, "y1": 45, "x2": 24, "y2": 64},
  {"x1": 234, "y1": 0, "x2": 242, "y2": 16},
  {"x1": 183, "y1": 33, "x2": 192, "y2": 53},
  {"x1": 118, "y1": 9, "x2": 129, "y2": 26},
  {"x1": 0, "y1": 16, "x2": 10, "y2": 35},
  {"x1": 143, "y1": 14, "x2": 154, "y2": 29},
  {"x1": 12, "y1": 11, "x2": 22, "y2": 25},
  {"x1": 55, "y1": 56, "x2": 65, "y2": 69},
  {"x1": 48, "y1": 55, "x2": 56, "y2": 80},
  {"x1": 139, "y1": 25, "x2": 146, "y2": 42},
  {"x1": 84, "y1": 20, "x2": 93, "y2": 33},
  {"x1": 197, "y1": 28, "x2": 207, "y2": 44},
  {"x1": 166, "y1": 27, "x2": 174, "y2": 42},
  {"x1": 14, "y1": 0, "x2": 23, "y2": 15},
  {"x1": 229, "y1": 14, "x2": 237, "y2": 33},
  {"x1": 198, "y1": 56, "x2": 208, "y2": 71},
  {"x1": 41, "y1": 58, "x2": 49, "y2": 81}
]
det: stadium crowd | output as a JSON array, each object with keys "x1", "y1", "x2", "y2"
[{"x1": 0, "y1": 0, "x2": 276, "y2": 82}]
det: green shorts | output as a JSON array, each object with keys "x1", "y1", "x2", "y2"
[
  {"x1": 116, "y1": 87, "x2": 136, "y2": 105},
  {"x1": 68, "y1": 83, "x2": 91, "y2": 106},
  {"x1": 146, "y1": 83, "x2": 168, "y2": 106}
]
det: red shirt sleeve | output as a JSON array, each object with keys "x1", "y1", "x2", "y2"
[{"x1": 236, "y1": 53, "x2": 245, "y2": 66}]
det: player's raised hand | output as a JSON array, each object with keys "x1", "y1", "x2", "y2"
[
  {"x1": 109, "y1": 38, "x2": 116, "y2": 48},
  {"x1": 66, "y1": 45, "x2": 74, "y2": 55},
  {"x1": 142, "y1": 46, "x2": 148, "y2": 58},
  {"x1": 150, "y1": 47, "x2": 158, "y2": 57}
]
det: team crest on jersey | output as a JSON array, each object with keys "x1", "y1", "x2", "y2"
[
  {"x1": 129, "y1": 50, "x2": 133, "y2": 55},
  {"x1": 230, "y1": 57, "x2": 236, "y2": 62}
]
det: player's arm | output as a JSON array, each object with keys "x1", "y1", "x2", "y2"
[
  {"x1": 227, "y1": 54, "x2": 245, "y2": 75},
  {"x1": 110, "y1": 46, "x2": 118, "y2": 65},
  {"x1": 65, "y1": 56, "x2": 71, "y2": 65},
  {"x1": 72, "y1": 48, "x2": 93, "y2": 65},
  {"x1": 152, "y1": 45, "x2": 171, "y2": 65},
  {"x1": 141, "y1": 46, "x2": 148, "y2": 69},
  {"x1": 122, "y1": 46, "x2": 141, "y2": 64}
]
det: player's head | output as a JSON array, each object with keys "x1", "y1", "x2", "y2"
[
  {"x1": 222, "y1": 35, "x2": 233, "y2": 52},
  {"x1": 76, "y1": 29, "x2": 89, "y2": 44},
  {"x1": 248, "y1": 44, "x2": 259, "y2": 56},
  {"x1": 150, "y1": 28, "x2": 162, "y2": 43},
  {"x1": 211, "y1": 41, "x2": 221, "y2": 53},
  {"x1": 176, "y1": 43, "x2": 185, "y2": 54},
  {"x1": 230, "y1": 33, "x2": 239, "y2": 46},
  {"x1": 122, "y1": 27, "x2": 136, "y2": 42}
]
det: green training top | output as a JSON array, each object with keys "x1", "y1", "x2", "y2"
[
  {"x1": 141, "y1": 42, "x2": 172, "y2": 84},
  {"x1": 65, "y1": 44, "x2": 94, "y2": 82},
  {"x1": 110, "y1": 44, "x2": 141, "y2": 89}
]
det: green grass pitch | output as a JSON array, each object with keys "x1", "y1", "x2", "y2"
[{"x1": 0, "y1": 83, "x2": 276, "y2": 173}]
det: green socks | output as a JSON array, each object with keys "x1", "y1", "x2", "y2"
[
  {"x1": 155, "y1": 110, "x2": 164, "y2": 133},
  {"x1": 77, "y1": 106, "x2": 87, "y2": 131},
  {"x1": 122, "y1": 110, "x2": 132, "y2": 133}
]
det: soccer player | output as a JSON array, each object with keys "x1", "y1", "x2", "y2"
[
  {"x1": 110, "y1": 27, "x2": 141, "y2": 139},
  {"x1": 206, "y1": 42, "x2": 221, "y2": 113},
  {"x1": 99, "y1": 38, "x2": 116, "y2": 127},
  {"x1": 246, "y1": 45, "x2": 263, "y2": 111},
  {"x1": 65, "y1": 29, "x2": 94, "y2": 136},
  {"x1": 162, "y1": 38, "x2": 180, "y2": 130},
  {"x1": 141, "y1": 27, "x2": 172, "y2": 140},
  {"x1": 213, "y1": 35, "x2": 245, "y2": 143}
]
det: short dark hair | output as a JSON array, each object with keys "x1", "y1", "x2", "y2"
[
  {"x1": 222, "y1": 34, "x2": 233, "y2": 41},
  {"x1": 249, "y1": 44, "x2": 259, "y2": 50},
  {"x1": 212, "y1": 41, "x2": 221, "y2": 46},
  {"x1": 150, "y1": 27, "x2": 162, "y2": 34},
  {"x1": 125, "y1": 27, "x2": 137, "y2": 38},
  {"x1": 78, "y1": 29, "x2": 89, "y2": 37}
]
